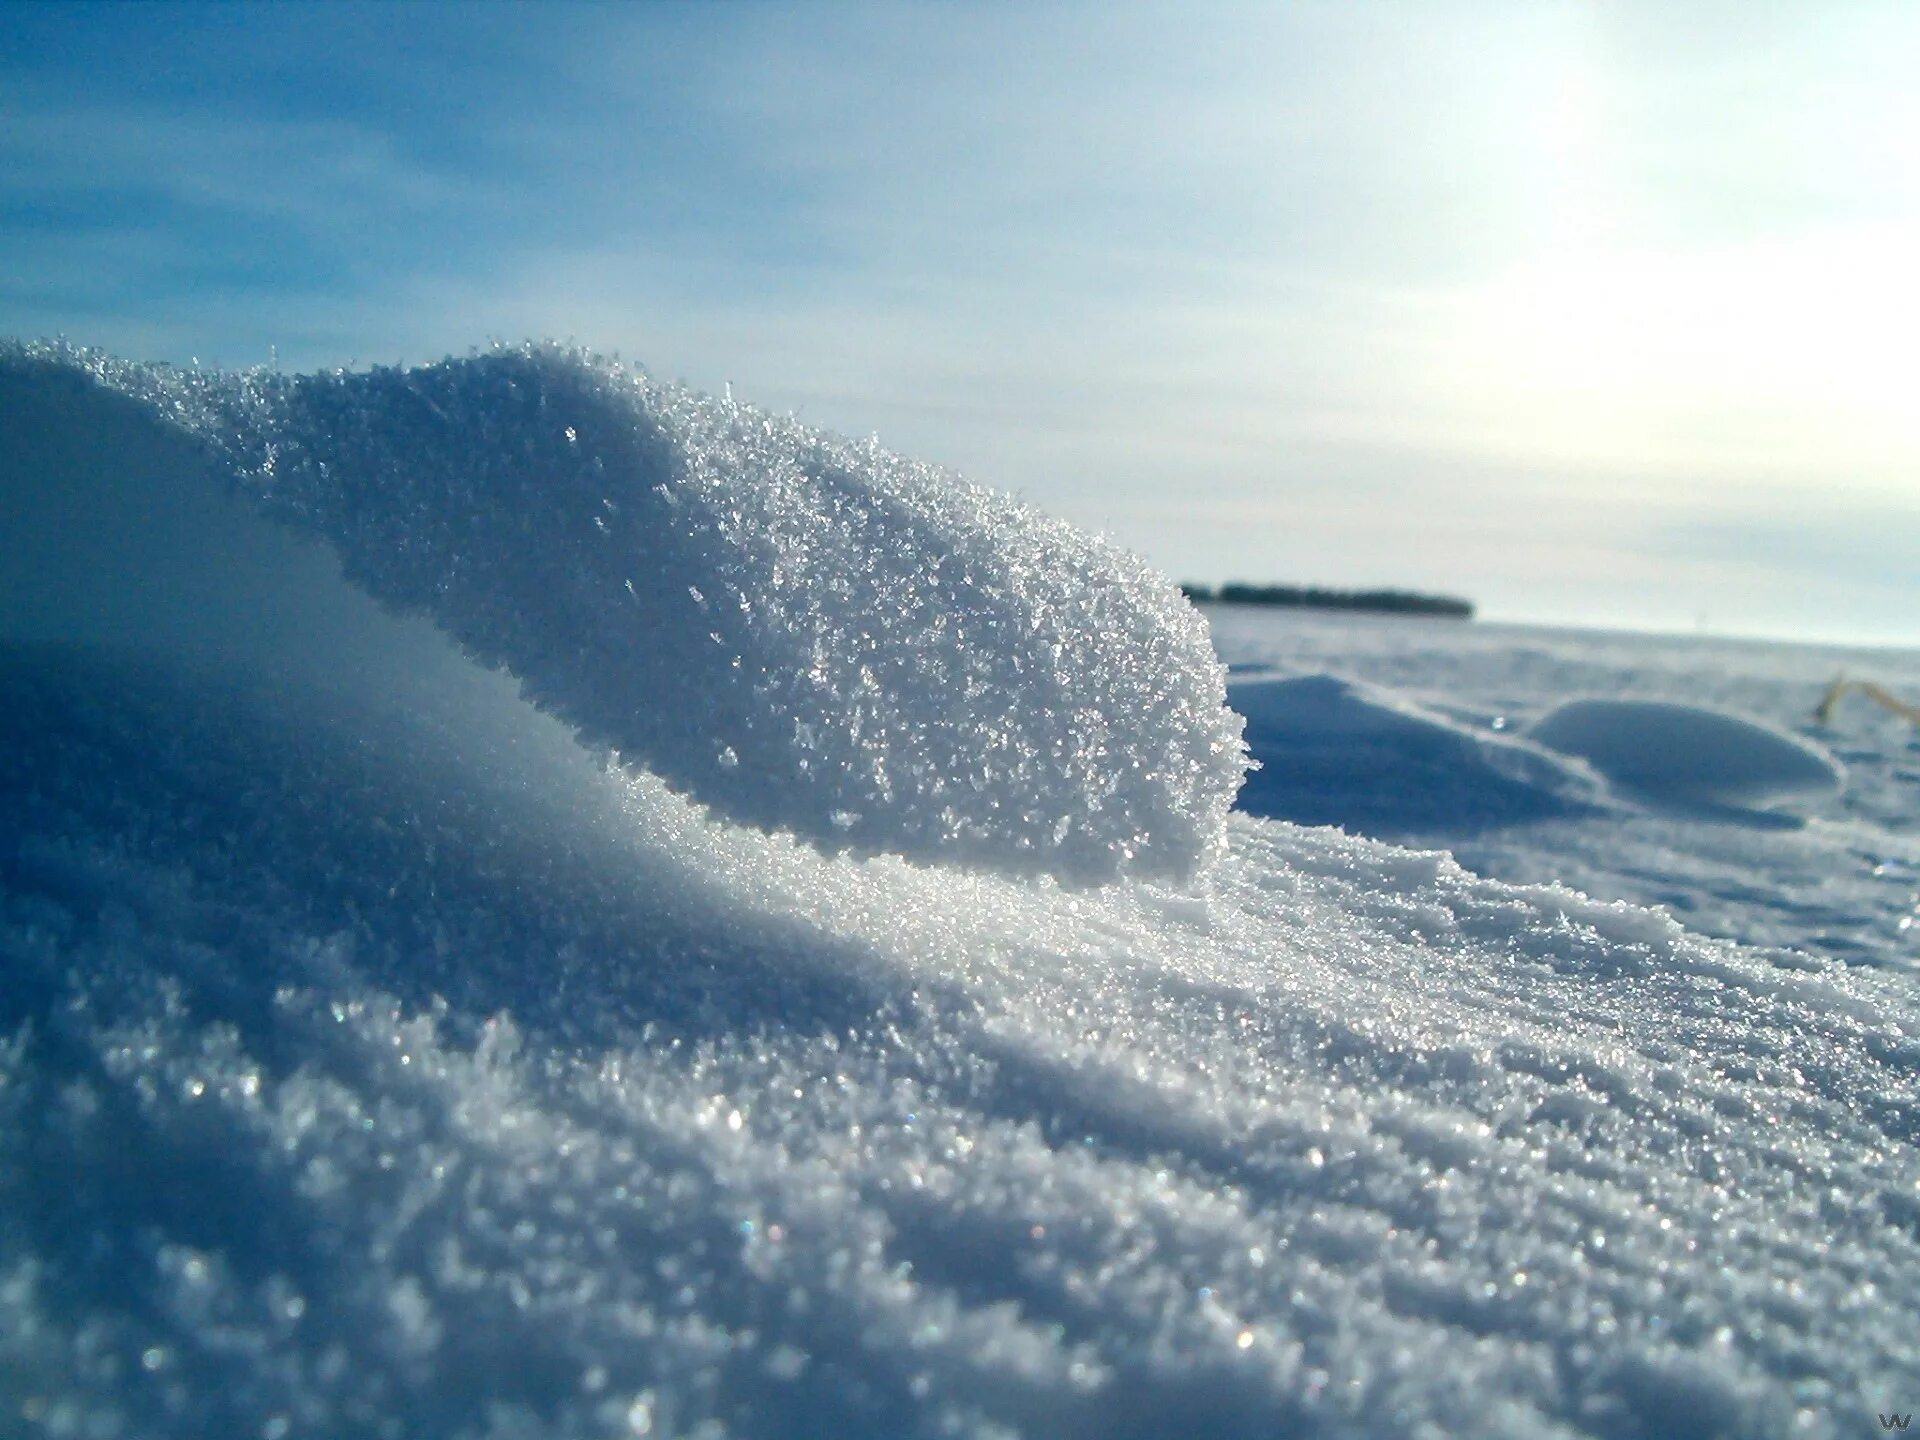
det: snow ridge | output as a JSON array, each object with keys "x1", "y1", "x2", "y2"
[{"x1": 11, "y1": 341, "x2": 1246, "y2": 886}]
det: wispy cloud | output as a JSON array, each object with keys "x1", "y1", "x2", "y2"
[{"x1": 4, "y1": 0, "x2": 1917, "y2": 642}]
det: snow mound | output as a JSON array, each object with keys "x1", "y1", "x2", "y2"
[
  {"x1": 10, "y1": 342, "x2": 1245, "y2": 886},
  {"x1": 1529, "y1": 698, "x2": 1843, "y2": 808},
  {"x1": 1232, "y1": 672, "x2": 1601, "y2": 834}
]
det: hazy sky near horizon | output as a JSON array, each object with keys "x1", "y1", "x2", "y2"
[{"x1": 4, "y1": 1, "x2": 1916, "y2": 646}]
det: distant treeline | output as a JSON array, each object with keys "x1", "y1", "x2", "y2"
[{"x1": 1180, "y1": 582, "x2": 1474, "y2": 619}]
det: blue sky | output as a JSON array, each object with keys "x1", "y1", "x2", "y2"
[{"x1": 5, "y1": 1, "x2": 1917, "y2": 646}]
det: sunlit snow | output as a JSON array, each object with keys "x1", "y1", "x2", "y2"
[
  {"x1": 13, "y1": 343, "x2": 1245, "y2": 887},
  {"x1": 3, "y1": 343, "x2": 1918, "y2": 1439}
]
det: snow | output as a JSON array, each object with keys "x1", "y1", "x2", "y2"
[
  {"x1": 6, "y1": 343, "x2": 1920, "y2": 1439},
  {"x1": 8, "y1": 342, "x2": 1245, "y2": 887},
  {"x1": 1529, "y1": 699, "x2": 1844, "y2": 809},
  {"x1": 1231, "y1": 671, "x2": 1602, "y2": 833},
  {"x1": 1208, "y1": 605, "x2": 1920, "y2": 968}
]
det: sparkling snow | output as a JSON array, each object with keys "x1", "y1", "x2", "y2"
[
  {"x1": 15, "y1": 342, "x2": 1246, "y2": 887},
  {"x1": 4, "y1": 345, "x2": 1919, "y2": 1439}
]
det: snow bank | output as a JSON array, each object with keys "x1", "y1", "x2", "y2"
[
  {"x1": 1529, "y1": 698, "x2": 1843, "y2": 808},
  {"x1": 1230, "y1": 672, "x2": 1601, "y2": 834},
  {"x1": 6, "y1": 342, "x2": 1245, "y2": 886}
]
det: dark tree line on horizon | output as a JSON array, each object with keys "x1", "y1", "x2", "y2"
[{"x1": 1180, "y1": 582, "x2": 1475, "y2": 619}]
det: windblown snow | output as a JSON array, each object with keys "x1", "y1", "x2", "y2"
[
  {"x1": 3, "y1": 343, "x2": 1919, "y2": 1439},
  {"x1": 16, "y1": 342, "x2": 1244, "y2": 887}
]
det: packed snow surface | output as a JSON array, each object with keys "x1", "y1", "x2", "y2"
[
  {"x1": 5, "y1": 342, "x2": 1245, "y2": 886},
  {"x1": 1529, "y1": 699, "x2": 1844, "y2": 809},
  {"x1": 6, "y1": 343, "x2": 1920, "y2": 1439}
]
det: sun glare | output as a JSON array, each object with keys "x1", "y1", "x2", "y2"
[{"x1": 1453, "y1": 223, "x2": 1920, "y2": 484}]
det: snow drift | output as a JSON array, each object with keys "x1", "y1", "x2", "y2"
[
  {"x1": 4, "y1": 342, "x2": 1245, "y2": 887},
  {"x1": 1529, "y1": 698, "x2": 1843, "y2": 809},
  {"x1": 4, "y1": 340, "x2": 1920, "y2": 1439},
  {"x1": 1230, "y1": 672, "x2": 1602, "y2": 834}
]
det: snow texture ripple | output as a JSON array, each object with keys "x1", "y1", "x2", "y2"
[{"x1": 6, "y1": 341, "x2": 1246, "y2": 887}]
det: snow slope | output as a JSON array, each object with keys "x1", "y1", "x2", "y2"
[{"x1": 5, "y1": 345, "x2": 1920, "y2": 1438}]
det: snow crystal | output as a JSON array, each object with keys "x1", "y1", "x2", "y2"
[
  {"x1": 1530, "y1": 697, "x2": 1843, "y2": 808},
  {"x1": 6, "y1": 341, "x2": 1246, "y2": 886}
]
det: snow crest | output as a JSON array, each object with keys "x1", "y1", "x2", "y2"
[{"x1": 15, "y1": 342, "x2": 1246, "y2": 886}]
